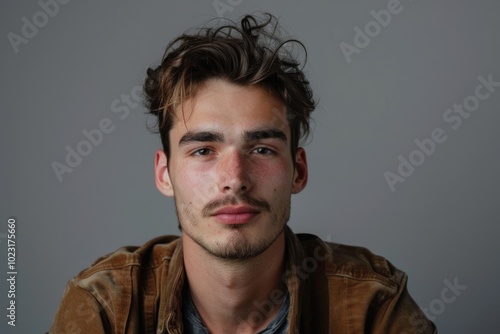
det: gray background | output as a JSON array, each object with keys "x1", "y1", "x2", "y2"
[{"x1": 1, "y1": 0, "x2": 499, "y2": 332}]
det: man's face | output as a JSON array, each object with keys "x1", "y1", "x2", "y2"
[{"x1": 155, "y1": 79, "x2": 308, "y2": 260}]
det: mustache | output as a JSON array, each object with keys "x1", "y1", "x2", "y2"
[{"x1": 202, "y1": 194, "x2": 271, "y2": 217}]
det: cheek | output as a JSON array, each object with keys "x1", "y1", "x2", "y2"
[
  {"x1": 175, "y1": 165, "x2": 219, "y2": 207},
  {"x1": 173, "y1": 159, "x2": 209, "y2": 187},
  {"x1": 255, "y1": 162, "x2": 294, "y2": 191}
]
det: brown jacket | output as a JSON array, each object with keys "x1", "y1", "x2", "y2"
[{"x1": 49, "y1": 227, "x2": 437, "y2": 333}]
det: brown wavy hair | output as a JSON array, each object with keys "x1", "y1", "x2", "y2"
[{"x1": 143, "y1": 13, "x2": 315, "y2": 160}]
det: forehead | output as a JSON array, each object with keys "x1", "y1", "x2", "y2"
[{"x1": 170, "y1": 79, "x2": 289, "y2": 137}]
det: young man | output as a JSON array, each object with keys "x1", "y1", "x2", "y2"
[{"x1": 50, "y1": 14, "x2": 437, "y2": 333}]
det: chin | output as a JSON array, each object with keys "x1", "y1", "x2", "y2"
[{"x1": 195, "y1": 230, "x2": 273, "y2": 261}]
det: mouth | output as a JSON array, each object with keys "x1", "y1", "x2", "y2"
[{"x1": 211, "y1": 205, "x2": 260, "y2": 225}]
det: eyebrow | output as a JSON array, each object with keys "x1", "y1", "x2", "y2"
[
  {"x1": 178, "y1": 131, "x2": 224, "y2": 146},
  {"x1": 178, "y1": 128, "x2": 287, "y2": 146},
  {"x1": 243, "y1": 129, "x2": 287, "y2": 143}
]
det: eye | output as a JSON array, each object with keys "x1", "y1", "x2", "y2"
[
  {"x1": 192, "y1": 148, "x2": 212, "y2": 156},
  {"x1": 252, "y1": 147, "x2": 275, "y2": 155}
]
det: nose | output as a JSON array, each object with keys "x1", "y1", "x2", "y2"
[{"x1": 217, "y1": 149, "x2": 252, "y2": 194}]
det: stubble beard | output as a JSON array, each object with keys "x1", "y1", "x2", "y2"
[{"x1": 174, "y1": 195, "x2": 291, "y2": 262}]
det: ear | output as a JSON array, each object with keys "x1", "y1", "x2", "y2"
[
  {"x1": 291, "y1": 147, "x2": 308, "y2": 194},
  {"x1": 154, "y1": 149, "x2": 174, "y2": 197}
]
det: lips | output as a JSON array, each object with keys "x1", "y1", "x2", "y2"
[{"x1": 211, "y1": 205, "x2": 260, "y2": 224}]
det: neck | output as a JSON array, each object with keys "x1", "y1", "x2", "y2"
[{"x1": 182, "y1": 231, "x2": 287, "y2": 333}]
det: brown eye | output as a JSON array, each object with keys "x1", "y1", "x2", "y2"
[
  {"x1": 253, "y1": 147, "x2": 274, "y2": 155},
  {"x1": 193, "y1": 148, "x2": 212, "y2": 156}
]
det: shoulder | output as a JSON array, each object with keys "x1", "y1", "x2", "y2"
[
  {"x1": 296, "y1": 233, "x2": 406, "y2": 289},
  {"x1": 73, "y1": 235, "x2": 181, "y2": 289},
  {"x1": 51, "y1": 236, "x2": 182, "y2": 332},
  {"x1": 295, "y1": 233, "x2": 437, "y2": 332}
]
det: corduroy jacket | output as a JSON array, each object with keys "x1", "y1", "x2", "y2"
[{"x1": 49, "y1": 227, "x2": 437, "y2": 333}]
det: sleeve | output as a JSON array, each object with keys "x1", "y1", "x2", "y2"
[
  {"x1": 374, "y1": 274, "x2": 438, "y2": 334},
  {"x1": 49, "y1": 279, "x2": 109, "y2": 334}
]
